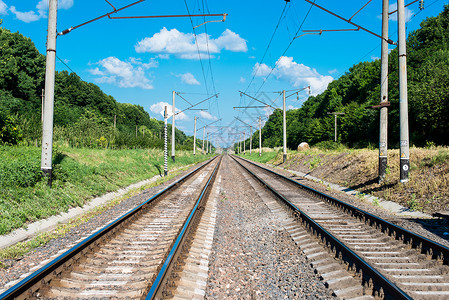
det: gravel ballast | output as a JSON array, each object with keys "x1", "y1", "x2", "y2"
[{"x1": 205, "y1": 156, "x2": 337, "y2": 299}]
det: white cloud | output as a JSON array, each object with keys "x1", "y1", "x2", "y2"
[
  {"x1": 10, "y1": 0, "x2": 73, "y2": 22},
  {"x1": 239, "y1": 77, "x2": 246, "y2": 83},
  {"x1": 135, "y1": 27, "x2": 247, "y2": 59},
  {"x1": 88, "y1": 67, "x2": 105, "y2": 76},
  {"x1": 0, "y1": 1, "x2": 7, "y2": 15},
  {"x1": 90, "y1": 56, "x2": 153, "y2": 90},
  {"x1": 9, "y1": 6, "x2": 41, "y2": 23},
  {"x1": 129, "y1": 57, "x2": 159, "y2": 69},
  {"x1": 379, "y1": 4, "x2": 413, "y2": 22},
  {"x1": 253, "y1": 56, "x2": 334, "y2": 95},
  {"x1": 328, "y1": 69, "x2": 338, "y2": 74},
  {"x1": 199, "y1": 110, "x2": 217, "y2": 121},
  {"x1": 252, "y1": 62, "x2": 272, "y2": 77},
  {"x1": 176, "y1": 72, "x2": 200, "y2": 85},
  {"x1": 150, "y1": 102, "x2": 188, "y2": 121}
]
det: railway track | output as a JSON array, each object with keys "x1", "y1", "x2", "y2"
[
  {"x1": 232, "y1": 155, "x2": 449, "y2": 299},
  {"x1": 0, "y1": 156, "x2": 221, "y2": 300}
]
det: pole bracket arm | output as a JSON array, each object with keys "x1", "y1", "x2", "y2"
[{"x1": 366, "y1": 101, "x2": 390, "y2": 109}]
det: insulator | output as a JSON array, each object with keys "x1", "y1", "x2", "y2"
[{"x1": 419, "y1": 0, "x2": 424, "y2": 10}]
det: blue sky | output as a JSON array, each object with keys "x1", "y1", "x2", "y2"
[{"x1": 0, "y1": 0, "x2": 447, "y2": 147}]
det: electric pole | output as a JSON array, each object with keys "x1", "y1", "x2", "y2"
[
  {"x1": 249, "y1": 126, "x2": 252, "y2": 154},
  {"x1": 259, "y1": 116, "x2": 262, "y2": 156},
  {"x1": 193, "y1": 116, "x2": 197, "y2": 155},
  {"x1": 398, "y1": 0, "x2": 410, "y2": 182},
  {"x1": 379, "y1": 0, "x2": 389, "y2": 183},
  {"x1": 164, "y1": 106, "x2": 168, "y2": 176},
  {"x1": 283, "y1": 90, "x2": 287, "y2": 163},
  {"x1": 171, "y1": 91, "x2": 175, "y2": 162},
  {"x1": 327, "y1": 112, "x2": 345, "y2": 142},
  {"x1": 41, "y1": 0, "x2": 57, "y2": 187},
  {"x1": 202, "y1": 127, "x2": 205, "y2": 153}
]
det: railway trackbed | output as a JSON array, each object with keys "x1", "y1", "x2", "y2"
[
  {"x1": 0, "y1": 156, "x2": 221, "y2": 300},
  {"x1": 232, "y1": 155, "x2": 449, "y2": 300}
]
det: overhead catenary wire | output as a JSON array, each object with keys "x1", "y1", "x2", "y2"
[
  {"x1": 252, "y1": 0, "x2": 316, "y2": 96},
  {"x1": 244, "y1": 1, "x2": 290, "y2": 94}
]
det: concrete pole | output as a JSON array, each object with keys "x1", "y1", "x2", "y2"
[
  {"x1": 334, "y1": 114, "x2": 338, "y2": 142},
  {"x1": 206, "y1": 132, "x2": 209, "y2": 154},
  {"x1": 113, "y1": 114, "x2": 116, "y2": 128},
  {"x1": 202, "y1": 127, "x2": 205, "y2": 153},
  {"x1": 259, "y1": 116, "x2": 262, "y2": 156},
  {"x1": 41, "y1": 89, "x2": 44, "y2": 123},
  {"x1": 171, "y1": 91, "x2": 175, "y2": 162},
  {"x1": 398, "y1": 0, "x2": 410, "y2": 182},
  {"x1": 283, "y1": 90, "x2": 287, "y2": 163},
  {"x1": 41, "y1": 0, "x2": 57, "y2": 187},
  {"x1": 164, "y1": 106, "x2": 168, "y2": 176},
  {"x1": 379, "y1": 0, "x2": 389, "y2": 183},
  {"x1": 193, "y1": 116, "x2": 197, "y2": 155},
  {"x1": 243, "y1": 132, "x2": 246, "y2": 154},
  {"x1": 250, "y1": 126, "x2": 252, "y2": 154}
]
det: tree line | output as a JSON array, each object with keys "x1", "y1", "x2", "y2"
[
  {"x1": 243, "y1": 5, "x2": 449, "y2": 151},
  {"x1": 0, "y1": 22, "x2": 205, "y2": 150}
]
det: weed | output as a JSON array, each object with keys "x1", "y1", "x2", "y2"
[
  {"x1": 309, "y1": 156, "x2": 322, "y2": 170},
  {"x1": 356, "y1": 192, "x2": 366, "y2": 199},
  {"x1": 407, "y1": 193, "x2": 422, "y2": 211},
  {"x1": 372, "y1": 198, "x2": 380, "y2": 206}
]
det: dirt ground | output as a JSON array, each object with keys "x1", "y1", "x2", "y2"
[{"x1": 270, "y1": 147, "x2": 449, "y2": 215}]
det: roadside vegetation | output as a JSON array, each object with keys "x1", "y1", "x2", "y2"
[
  {"x1": 0, "y1": 145, "x2": 212, "y2": 236},
  {"x1": 239, "y1": 144, "x2": 449, "y2": 215}
]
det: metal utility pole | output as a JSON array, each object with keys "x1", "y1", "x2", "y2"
[
  {"x1": 193, "y1": 116, "x2": 197, "y2": 155},
  {"x1": 41, "y1": 0, "x2": 57, "y2": 187},
  {"x1": 202, "y1": 127, "x2": 205, "y2": 153},
  {"x1": 259, "y1": 116, "x2": 262, "y2": 156},
  {"x1": 164, "y1": 106, "x2": 168, "y2": 176},
  {"x1": 379, "y1": 0, "x2": 389, "y2": 183},
  {"x1": 171, "y1": 91, "x2": 176, "y2": 162},
  {"x1": 283, "y1": 90, "x2": 287, "y2": 163},
  {"x1": 398, "y1": 0, "x2": 410, "y2": 183},
  {"x1": 249, "y1": 126, "x2": 252, "y2": 154},
  {"x1": 327, "y1": 112, "x2": 345, "y2": 142}
]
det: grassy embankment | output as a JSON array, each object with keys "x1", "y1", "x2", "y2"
[
  {"x1": 0, "y1": 145, "x2": 212, "y2": 236},
  {"x1": 240, "y1": 146, "x2": 449, "y2": 214}
]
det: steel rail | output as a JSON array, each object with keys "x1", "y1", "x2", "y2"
[
  {"x1": 0, "y1": 156, "x2": 218, "y2": 300},
  {"x1": 145, "y1": 155, "x2": 222, "y2": 299},
  {"x1": 231, "y1": 155, "x2": 412, "y2": 299},
  {"x1": 235, "y1": 155, "x2": 449, "y2": 264}
]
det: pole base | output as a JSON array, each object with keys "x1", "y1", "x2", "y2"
[
  {"x1": 171, "y1": 156, "x2": 175, "y2": 162},
  {"x1": 283, "y1": 154, "x2": 287, "y2": 163},
  {"x1": 400, "y1": 158, "x2": 410, "y2": 183},
  {"x1": 42, "y1": 168, "x2": 52, "y2": 187},
  {"x1": 378, "y1": 156, "x2": 387, "y2": 183}
]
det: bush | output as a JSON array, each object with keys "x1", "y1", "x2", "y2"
[
  {"x1": 0, "y1": 154, "x2": 41, "y2": 187},
  {"x1": 0, "y1": 115, "x2": 23, "y2": 145},
  {"x1": 313, "y1": 141, "x2": 347, "y2": 151}
]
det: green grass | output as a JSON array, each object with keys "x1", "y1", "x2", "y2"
[
  {"x1": 237, "y1": 150, "x2": 278, "y2": 164},
  {"x1": 0, "y1": 164, "x2": 190, "y2": 262},
  {"x1": 0, "y1": 145, "x2": 212, "y2": 235}
]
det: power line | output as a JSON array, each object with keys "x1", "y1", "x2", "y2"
[
  {"x1": 244, "y1": 1, "x2": 289, "y2": 94},
  {"x1": 253, "y1": 0, "x2": 316, "y2": 95}
]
